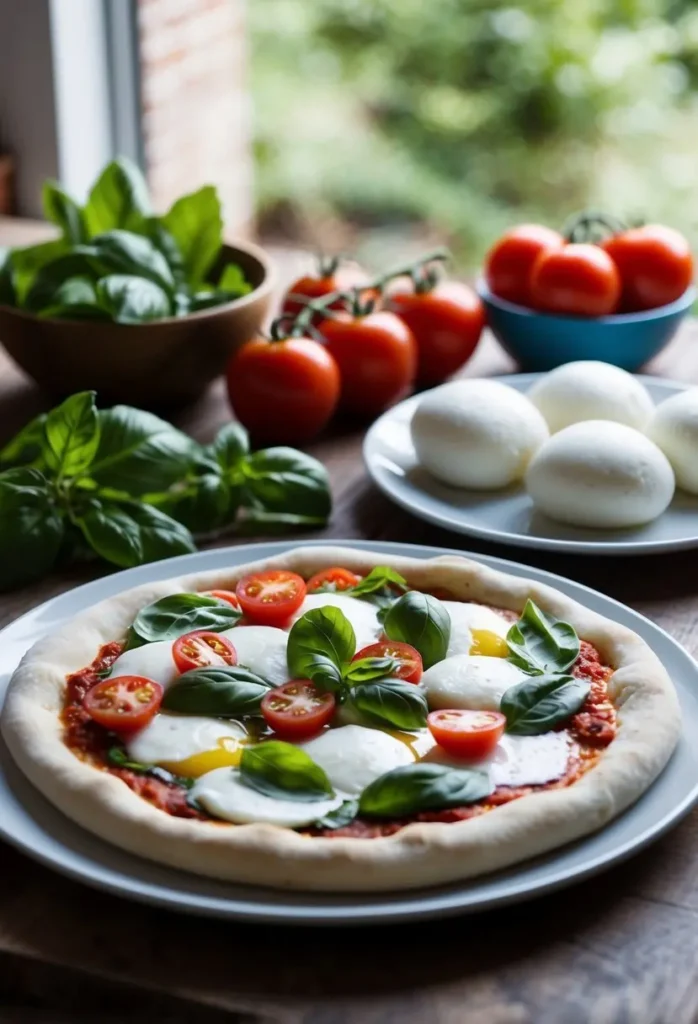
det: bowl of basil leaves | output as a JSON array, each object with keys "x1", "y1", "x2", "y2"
[{"x1": 0, "y1": 159, "x2": 273, "y2": 408}]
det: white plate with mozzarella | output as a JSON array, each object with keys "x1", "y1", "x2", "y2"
[
  {"x1": 0, "y1": 539, "x2": 697, "y2": 924},
  {"x1": 364, "y1": 372, "x2": 698, "y2": 555}
]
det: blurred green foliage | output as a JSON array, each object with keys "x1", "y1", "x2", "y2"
[{"x1": 250, "y1": 0, "x2": 698, "y2": 268}]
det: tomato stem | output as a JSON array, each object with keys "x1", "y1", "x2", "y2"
[{"x1": 562, "y1": 210, "x2": 627, "y2": 244}]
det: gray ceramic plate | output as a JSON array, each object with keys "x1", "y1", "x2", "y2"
[
  {"x1": 364, "y1": 374, "x2": 697, "y2": 555},
  {"x1": 0, "y1": 539, "x2": 696, "y2": 925}
]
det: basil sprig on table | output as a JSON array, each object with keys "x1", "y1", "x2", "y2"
[
  {"x1": 359, "y1": 763, "x2": 492, "y2": 818},
  {"x1": 383, "y1": 591, "x2": 451, "y2": 669},
  {"x1": 240, "y1": 741, "x2": 335, "y2": 802},
  {"x1": 0, "y1": 157, "x2": 252, "y2": 323},
  {"x1": 162, "y1": 666, "x2": 273, "y2": 716},
  {"x1": 0, "y1": 391, "x2": 331, "y2": 591}
]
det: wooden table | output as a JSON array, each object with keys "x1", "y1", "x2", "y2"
[{"x1": 1, "y1": 232, "x2": 698, "y2": 1021}]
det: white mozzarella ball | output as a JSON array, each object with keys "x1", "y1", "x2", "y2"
[
  {"x1": 648, "y1": 388, "x2": 698, "y2": 495},
  {"x1": 422, "y1": 654, "x2": 526, "y2": 711},
  {"x1": 126, "y1": 715, "x2": 245, "y2": 764},
  {"x1": 528, "y1": 360, "x2": 654, "y2": 434},
  {"x1": 425, "y1": 732, "x2": 572, "y2": 786},
  {"x1": 411, "y1": 379, "x2": 549, "y2": 489},
  {"x1": 441, "y1": 601, "x2": 511, "y2": 657},
  {"x1": 219, "y1": 625, "x2": 289, "y2": 685},
  {"x1": 526, "y1": 421, "x2": 675, "y2": 528},
  {"x1": 300, "y1": 725, "x2": 413, "y2": 796},
  {"x1": 292, "y1": 594, "x2": 382, "y2": 652},
  {"x1": 190, "y1": 768, "x2": 343, "y2": 827},
  {"x1": 109, "y1": 640, "x2": 178, "y2": 689}
]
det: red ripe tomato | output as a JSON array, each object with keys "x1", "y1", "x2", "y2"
[
  {"x1": 172, "y1": 630, "x2": 237, "y2": 673},
  {"x1": 485, "y1": 224, "x2": 564, "y2": 306},
  {"x1": 206, "y1": 590, "x2": 240, "y2": 608},
  {"x1": 529, "y1": 243, "x2": 621, "y2": 316},
  {"x1": 226, "y1": 336, "x2": 340, "y2": 445},
  {"x1": 427, "y1": 709, "x2": 506, "y2": 760},
  {"x1": 320, "y1": 310, "x2": 417, "y2": 418},
  {"x1": 353, "y1": 641, "x2": 423, "y2": 684},
  {"x1": 261, "y1": 680, "x2": 336, "y2": 739},
  {"x1": 236, "y1": 570, "x2": 307, "y2": 626},
  {"x1": 84, "y1": 676, "x2": 163, "y2": 733},
  {"x1": 281, "y1": 260, "x2": 375, "y2": 320},
  {"x1": 388, "y1": 281, "x2": 484, "y2": 385},
  {"x1": 306, "y1": 567, "x2": 361, "y2": 593},
  {"x1": 601, "y1": 225, "x2": 694, "y2": 311}
]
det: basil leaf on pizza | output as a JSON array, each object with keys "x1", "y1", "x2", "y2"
[
  {"x1": 343, "y1": 656, "x2": 399, "y2": 684},
  {"x1": 312, "y1": 799, "x2": 359, "y2": 830},
  {"x1": 240, "y1": 741, "x2": 335, "y2": 802},
  {"x1": 359, "y1": 763, "x2": 492, "y2": 818},
  {"x1": 384, "y1": 591, "x2": 450, "y2": 669},
  {"x1": 287, "y1": 606, "x2": 356, "y2": 693},
  {"x1": 506, "y1": 600, "x2": 580, "y2": 676},
  {"x1": 351, "y1": 679, "x2": 428, "y2": 731},
  {"x1": 131, "y1": 592, "x2": 241, "y2": 644},
  {"x1": 347, "y1": 566, "x2": 407, "y2": 598},
  {"x1": 501, "y1": 673, "x2": 590, "y2": 735},
  {"x1": 162, "y1": 666, "x2": 274, "y2": 716}
]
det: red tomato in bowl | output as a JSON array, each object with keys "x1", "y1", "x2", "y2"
[
  {"x1": 388, "y1": 281, "x2": 484, "y2": 385},
  {"x1": 485, "y1": 224, "x2": 564, "y2": 306},
  {"x1": 84, "y1": 676, "x2": 163, "y2": 733},
  {"x1": 261, "y1": 680, "x2": 336, "y2": 740},
  {"x1": 281, "y1": 261, "x2": 375, "y2": 320},
  {"x1": 529, "y1": 243, "x2": 621, "y2": 316},
  {"x1": 601, "y1": 225, "x2": 694, "y2": 311},
  {"x1": 320, "y1": 310, "x2": 417, "y2": 418},
  {"x1": 236, "y1": 570, "x2": 307, "y2": 626},
  {"x1": 427, "y1": 709, "x2": 506, "y2": 760},
  {"x1": 226, "y1": 336, "x2": 340, "y2": 445},
  {"x1": 172, "y1": 631, "x2": 237, "y2": 673}
]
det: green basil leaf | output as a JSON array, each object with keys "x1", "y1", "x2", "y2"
[
  {"x1": 240, "y1": 741, "x2": 334, "y2": 802},
  {"x1": 241, "y1": 447, "x2": 331, "y2": 524},
  {"x1": 90, "y1": 230, "x2": 174, "y2": 291},
  {"x1": 95, "y1": 274, "x2": 172, "y2": 323},
  {"x1": 506, "y1": 600, "x2": 580, "y2": 675},
  {"x1": 384, "y1": 592, "x2": 450, "y2": 669},
  {"x1": 9, "y1": 240, "x2": 70, "y2": 303},
  {"x1": 107, "y1": 746, "x2": 193, "y2": 788},
  {"x1": 38, "y1": 276, "x2": 110, "y2": 321},
  {"x1": 162, "y1": 666, "x2": 274, "y2": 715},
  {"x1": 500, "y1": 673, "x2": 590, "y2": 736},
  {"x1": 0, "y1": 467, "x2": 64, "y2": 590},
  {"x1": 22, "y1": 251, "x2": 99, "y2": 313},
  {"x1": 151, "y1": 471, "x2": 232, "y2": 534},
  {"x1": 77, "y1": 499, "x2": 195, "y2": 568},
  {"x1": 142, "y1": 218, "x2": 187, "y2": 288},
  {"x1": 132, "y1": 592, "x2": 241, "y2": 644},
  {"x1": 214, "y1": 422, "x2": 249, "y2": 472},
  {"x1": 351, "y1": 679, "x2": 428, "y2": 730},
  {"x1": 349, "y1": 566, "x2": 408, "y2": 598},
  {"x1": 287, "y1": 606, "x2": 356, "y2": 687},
  {"x1": 44, "y1": 390, "x2": 99, "y2": 478},
  {"x1": 83, "y1": 158, "x2": 151, "y2": 236},
  {"x1": 42, "y1": 181, "x2": 87, "y2": 244},
  {"x1": 0, "y1": 247, "x2": 15, "y2": 305},
  {"x1": 0, "y1": 413, "x2": 48, "y2": 469},
  {"x1": 215, "y1": 262, "x2": 251, "y2": 296},
  {"x1": 87, "y1": 406, "x2": 195, "y2": 495},
  {"x1": 343, "y1": 656, "x2": 398, "y2": 683},
  {"x1": 359, "y1": 762, "x2": 492, "y2": 818},
  {"x1": 161, "y1": 185, "x2": 223, "y2": 287},
  {"x1": 311, "y1": 799, "x2": 359, "y2": 830}
]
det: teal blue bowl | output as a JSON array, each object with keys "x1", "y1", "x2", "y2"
[{"x1": 477, "y1": 278, "x2": 696, "y2": 372}]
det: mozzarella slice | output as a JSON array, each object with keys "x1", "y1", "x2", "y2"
[
  {"x1": 441, "y1": 601, "x2": 511, "y2": 657},
  {"x1": 190, "y1": 768, "x2": 343, "y2": 827},
  {"x1": 422, "y1": 654, "x2": 526, "y2": 711},
  {"x1": 219, "y1": 625, "x2": 289, "y2": 685},
  {"x1": 301, "y1": 725, "x2": 414, "y2": 796},
  {"x1": 109, "y1": 640, "x2": 178, "y2": 689},
  {"x1": 126, "y1": 714, "x2": 246, "y2": 764},
  {"x1": 292, "y1": 594, "x2": 382, "y2": 652},
  {"x1": 423, "y1": 731, "x2": 573, "y2": 786}
]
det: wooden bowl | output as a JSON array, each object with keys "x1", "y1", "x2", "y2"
[{"x1": 0, "y1": 241, "x2": 273, "y2": 408}]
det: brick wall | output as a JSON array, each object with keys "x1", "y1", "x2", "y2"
[{"x1": 137, "y1": 0, "x2": 252, "y2": 236}]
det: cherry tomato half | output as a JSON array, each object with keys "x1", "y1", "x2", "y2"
[
  {"x1": 306, "y1": 567, "x2": 361, "y2": 593},
  {"x1": 320, "y1": 310, "x2": 417, "y2": 418},
  {"x1": 601, "y1": 225, "x2": 694, "y2": 311},
  {"x1": 529, "y1": 243, "x2": 621, "y2": 316},
  {"x1": 226, "y1": 336, "x2": 340, "y2": 445},
  {"x1": 84, "y1": 676, "x2": 163, "y2": 733},
  {"x1": 485, "y1": 224, "x2": 564, "y2": 307},
  {"x1": 236, "y1": 570, "x2": 307, "y2": 626},
  {"x1": 281, "y1": 261, "x2": 375, "y2": 321},
  {"x1": 261, "y1": 680, "x2": 336, "y2": 740},
  {"x1": 206, "y1": 590, "x2": 240, "y2": 608},
  {"x1": 427, "y1": 709, "x2": 506, "y2": 761},
  {"x1": 172, "y1": 630, "x2": 237, "y2": 674},
  {"x1": 389, "y1": 281, "x2": 484, "y2": 385},
  {"x1": 353, "y1": 641, "x2": 423, "y2": 684}
]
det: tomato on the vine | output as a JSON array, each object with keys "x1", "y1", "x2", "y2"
[
  {"x1": 306, "y1": 567, "x2": 361, "y2": 593},
  {"x1": 261, "y1": 680, "x2": 336, "y2": 739},
  {"x1": 236, "y1": 570, "x2": 307, "y2": 626},
  {"x1": 225, "y1": 335, "x2": 340, "y2": 445},
  {"x1": 172, "y1": 631, "x2": 237, "y2": 673},
  {"x1": 84, "y1": 676, "x2": 163, "y2": 733},
  {"x1": 281, "y1": 258, "x2": 375, "y2": 320},
  {"x1": 320, "y1": 309, "x2": 417, "y2": 417},
  {"x1": 485, "y1": 224, "x2": 564, "y2": 306},
  {"x1": 427, "y1": 709, "x2": 506, "y2": 760},
  {"x1": 389, "y1": 281, "x2": 484, "y2": 385},
  {"x1": 601, "y1": 225, "x2": 694, "y2": 311},
  {"x1": 529, "y1": 243, "x2": 621, "y2": 316}
]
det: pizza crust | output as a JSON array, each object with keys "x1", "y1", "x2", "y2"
[{"x1": 1, "y1": 546, "x2": 681, "y2": 892}]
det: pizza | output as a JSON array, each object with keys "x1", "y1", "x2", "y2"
[{"x1": 1, "y1": 546, "x2": 680, "y2": 892}]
